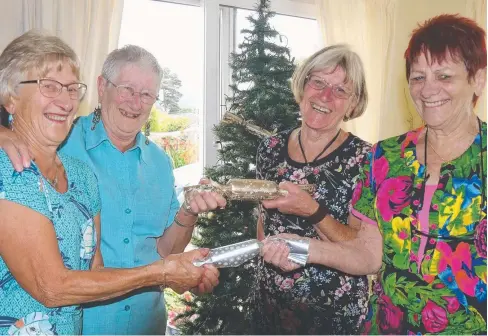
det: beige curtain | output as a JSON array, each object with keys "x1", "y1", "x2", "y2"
[
  {"x1": 0, "y1": 0, "x2": 124, "y2": 116},
  {"x1": 316, "y1": 0, "x2": 487, "y2": 144}
]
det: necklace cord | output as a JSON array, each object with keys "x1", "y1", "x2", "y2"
[{"x1": 298, "y1": 129, "x2": 341, "y2": 165}]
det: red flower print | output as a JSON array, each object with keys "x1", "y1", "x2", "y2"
[
  {"x1": 373, "y1": 156, "x2": 389, "y2": 186},
  {"x1": 421, "y1": 300, "x2": 448, "y2": 333},
  {"x1": 377, "y1": 177, "x2": 412, "y2": 221},
  {"x1": 376, "y1": 295, "x2": 404, "y2": 334},
  {"x1": 351, "y1": 180, "x2": 363, "y2": 206},
  {"x1": 279, "y1": 278, "x2": 294, "y2": 290},
  {"x1": 361, "y1": 321, "x2": 371, "y2": 335},
  {"x1": 436, "y1": 242, "x2": 479, "y2": 297},
  {"x1": 474, "y1": 219, "x2": 486, "y2": 258},
  {"x1": 442, "y1": 296, "x2": 460, "y2": 314},
  {"x1": 269, "y1": 137, "x2": 279, "y2": 148}
]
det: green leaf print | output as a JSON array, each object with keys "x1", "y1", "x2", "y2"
[
  {"x1": 407, "y1": 310, "x2": 422, "y2": 327},
  {"x1": 384, "y1": 273, "x2": 409, "y2": 306},
  {"x1": 392, "y1": 252, "x2": 410, "y2": 270},
  {"x1": 443, "y1": 307, "x2": 486, "y2": 334}
]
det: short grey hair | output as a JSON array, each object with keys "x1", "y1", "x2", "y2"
[
  {"x1": 0, "y1": 30, "x2": 80, "y2": 106},
  {"x1": 291, "y1": 44, "x2": 368, "y2": 121},
  {"x1": 101, "y1": 45, "x2": 163, "y2": 91}
]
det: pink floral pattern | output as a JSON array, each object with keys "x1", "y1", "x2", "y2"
[
  {"x1": 256, "y1": 129, "x2": 371, "y2": 334},
  {"x1": 353, "y1": 125, "x2": 487, "y2": 335}
]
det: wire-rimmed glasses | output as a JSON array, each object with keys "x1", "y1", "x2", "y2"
[
  {"x1": 19, "y1": 79, "x2": 87, "y2": 100},
  {"x1": 105, "y1": 78, "x2": 158, "y2": 105},
  {"x1": 306, "y1": 75, "x2": 353, "y2": 100}
]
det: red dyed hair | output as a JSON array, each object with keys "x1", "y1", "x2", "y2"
[{"x1": 404, "y1": 14, "x2": 486, "y2": 105}]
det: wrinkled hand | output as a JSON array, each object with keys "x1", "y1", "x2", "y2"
[
  {"x1": 261, "y1": 181, "x2": 318, "y2": 217},
  {"x1": 261, "y1": 233, "x2": 307, "y2": 272},
  {"x1": 159, "y1": 249, "x2": 210, "y2": 294},
  {"x1": 184, "y1": 178, "x2": 227, "y2": 215},
  {"x1": 192, "y1": 264, "x2": 220, "y2": 295},
  {"x1": 0, "y1": 125, "x2": 31, "y2": 171}
]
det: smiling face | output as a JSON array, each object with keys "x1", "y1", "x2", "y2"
[
  {"x1": 299, "y1": 66, "x2": 357, "y2": 132},
  {"x1": 98, "y1": 63, "x2": 159, "y2": 143},
  {"x1": 408, "y1": 51, "x2": 485, "y2": 129},
  {"x1": 6, "y1": 62, "x2": 80, "y2": 147}
]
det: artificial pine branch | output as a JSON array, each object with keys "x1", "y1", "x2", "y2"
[{"x1": 177, "y1": 0, "x2": 299, "y2": 334}]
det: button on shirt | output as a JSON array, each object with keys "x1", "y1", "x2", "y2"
[{"x1": 60, "y1": 114, "x2": 179, "y2": 334}]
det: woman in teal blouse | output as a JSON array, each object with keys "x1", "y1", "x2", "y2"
[{"x1": 0, "y1": 32, "x2": 222, "y2": 335}]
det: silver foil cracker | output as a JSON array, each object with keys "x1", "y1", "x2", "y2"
[{"x1": 193, "y1": 239, "x2": 263, "y2": 268}]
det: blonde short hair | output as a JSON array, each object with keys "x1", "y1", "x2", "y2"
[
  {"x1": 0, "y1": 30, "x2": 80, "y2": 105},
  {"x1": 291, "y1": 44, "x2": 368, "y2": 121}
]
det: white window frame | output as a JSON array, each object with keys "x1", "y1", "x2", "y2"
[{"x1": 152, "y1": 0, "x2": 316, "y2": 167}]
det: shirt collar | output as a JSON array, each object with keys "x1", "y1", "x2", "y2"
[
  {"x1": 134, "y1": 132, "x2": 149, "y2": 164},
  {"x1": 84, "y1": 113, "x2": 109, "y2": 151},
  {"x1": 84, "y1": 112, "x2": 149, "y2": 164}
]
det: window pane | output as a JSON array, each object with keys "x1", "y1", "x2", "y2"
[
  {"x1": 235, "y1": 9, "x2": 322, "y2": 63},
  {"x1": 119, "y1": 0, "x2": 204, "y2": 200}
]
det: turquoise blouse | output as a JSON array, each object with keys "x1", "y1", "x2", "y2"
[
  {"x1": 61, "y1": 114, "x2": 178, "y2": 335},
  {"x1": 0, "y1": 152, "x2": 100, "y2": 335}
]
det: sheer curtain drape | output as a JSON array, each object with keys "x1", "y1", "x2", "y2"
[
  {"x1": 0, "y1": 0, "x2": 124, "y2": 116},
  {"x1": 315, "y1": 0, "x2": 487, "y2": 143}
]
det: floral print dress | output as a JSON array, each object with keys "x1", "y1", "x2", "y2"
[
  {"x1": 0, "y1": 152, "x2": 100, "y2": 335},
  {"x1": 352, "y1": 123, "x2": 487, "y2": 335},
  {"x1": 256, "y1": 128, "x2": 371, "y2": 334}
]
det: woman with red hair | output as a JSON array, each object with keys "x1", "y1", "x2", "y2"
[{"x1": 261, "y1": 14, "x2": 486, "y2": 334}]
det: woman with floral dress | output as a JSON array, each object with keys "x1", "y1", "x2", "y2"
[
  {"x1": 263, "y1": 14, "x2": 487, "y2": 335},
  {"x1": 257, "y1": 44, "x2": 371, "y2": 334}
]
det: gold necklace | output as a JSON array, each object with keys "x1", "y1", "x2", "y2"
[
  {"x1": 427, "y1": 140, "x2": 448, "y2": 162},
  {"x1": 46, "y1": 161, "x2": 60, "y2": 189}
]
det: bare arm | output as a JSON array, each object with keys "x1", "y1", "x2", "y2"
[
  {"x1": 262, "y1": 182, "x2": 359, "y2": 242},
  {"x1": 308, "y1": 214, "x2": 383, "y2": 275},
  {"x1": 157, "y1": 179, "x2": 227, "y2": 257},
  {"x1": 262, "y1": 213, "x2": 383, "y2": 276},
  {"x1": 0, "y1": 201, "x2": 209, "y2": 307},
  {"x1": 312, "y1": 207, "x2": 360, "y2": 242},
  {"x1": 157, "y1": 209, "x2": 197, "y2": 257},
  {"x1": 90, "y1": 214, "x2": 103, "y2": 270}
]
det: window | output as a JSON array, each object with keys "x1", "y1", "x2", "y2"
[
  {"x1": 119, "y1": 0, "x2": 204, "y2": 201},
  {"x1": 235, "y1": 9, "x2": 321, "y2": 64},
  {"x1": 119, "y1": 0, "x2": 320, "y2": 196},
  {"x1": 222, "y1": 8, "x2": 321, "y2": 112}
]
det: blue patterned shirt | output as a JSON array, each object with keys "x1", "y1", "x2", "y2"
[
  {"x1": 60, "y1": 114, "x2": 179, "y2": 335},
  {"x1": 0, "y1": 152, "x2": 100, "y2": 335}
]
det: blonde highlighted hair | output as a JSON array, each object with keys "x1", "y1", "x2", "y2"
[
  {"x1": 291, "y1": 44, "x2": 368, "y2": 121},
  {"x1": 0, "y1": 30, "x2": 80, "y2": 106}
]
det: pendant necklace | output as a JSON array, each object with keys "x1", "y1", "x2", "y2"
[{"x1": 298, "y1": 129, "x2": 341, "y2": 167}]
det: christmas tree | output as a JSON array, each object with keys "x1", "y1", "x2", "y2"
[{"x1": 178, "y1": 0, "x2": 299, "y2": 334}]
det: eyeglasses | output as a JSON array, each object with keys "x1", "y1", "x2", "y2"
[
  {"x1": 105, "y1": 78, "x2": 158, "y2": 105},
  {"x1": 306, "y1": 75, "x2": 353, "y2": 100},
  {"x1": 19, "y1": 79, "x2": 87, "y2": 100}
]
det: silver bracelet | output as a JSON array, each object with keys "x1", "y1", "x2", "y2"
[{"x1": 174, "y1": 216, "x2": 196, "y2": 228}]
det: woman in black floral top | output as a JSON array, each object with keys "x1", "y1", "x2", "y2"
[{"x1": 256, "y1": 45, "x2": 371, "y2": 334}]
